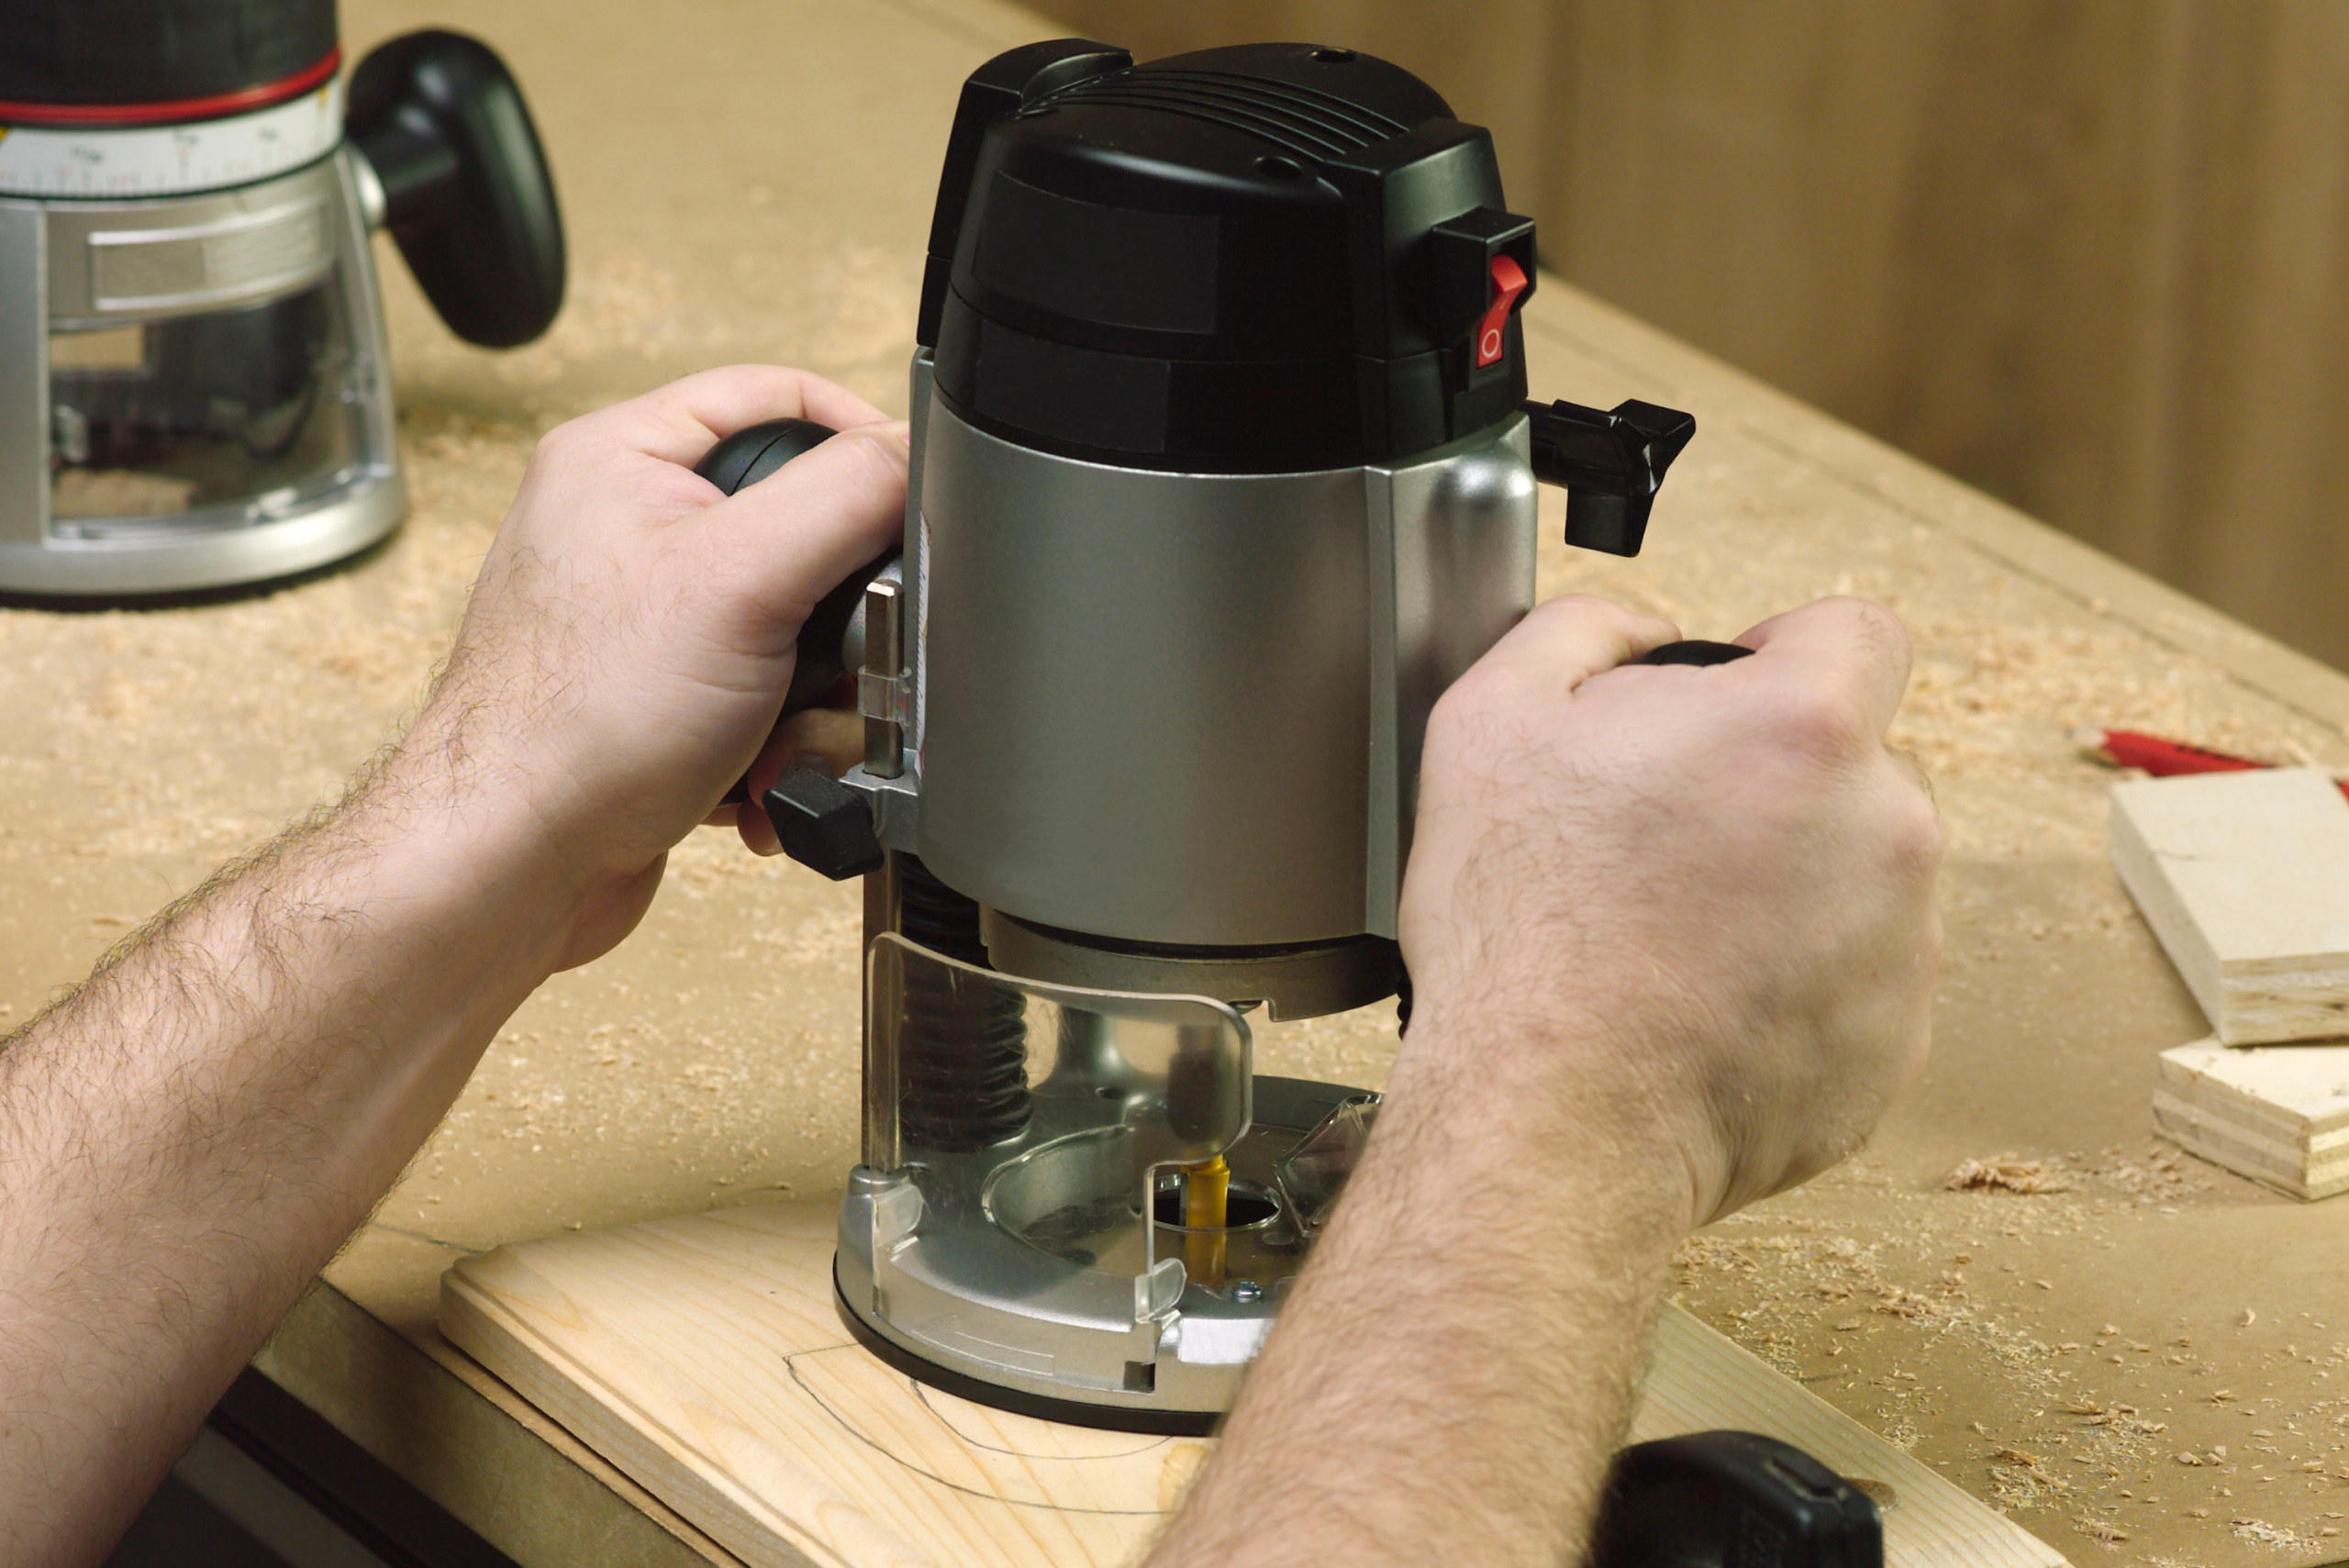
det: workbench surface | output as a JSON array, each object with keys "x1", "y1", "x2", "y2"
[{"x1": 6, "y1": 1, "x2": 2349, "y2": 1563}]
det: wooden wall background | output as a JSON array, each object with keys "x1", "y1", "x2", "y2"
[{"x1": 1021, "y1": 0, "x2": 2349, "y2": 673}]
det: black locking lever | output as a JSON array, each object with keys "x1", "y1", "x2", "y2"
[
  {"x1": 1589, "y1": 1431, "x2": 1884, "y2": 1568},
  {"x1": 1524, "y1": 397, "x2": 1698, "y2": 559},
  {"x1": 693, "y1": 419, "x2": 894, "y2": 881}
]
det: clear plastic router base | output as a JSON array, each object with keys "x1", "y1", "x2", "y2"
[{"x1": 833, "y1": 933, "x2": 1378, "y2": 1433}]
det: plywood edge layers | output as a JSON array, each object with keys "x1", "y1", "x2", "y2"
[
  {"x1": 441, "y1": 1262, "x2": 838, "y2": 1568},
  {"x1": 2153, "y1": 1041, "x2": 2349, "y2": 1200},
  {"x1": 2152, "y1": 1096, "x2": 2349, "y2": 1199},
  {"x1": 2154, "y1": 1051, "x2": 2349, "y2": 1142}
]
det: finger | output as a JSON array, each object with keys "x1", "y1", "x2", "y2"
[
  {"x1": 691, "y1": 422, "x2": 910, "y2": 620},
  {"x1": 735, "y1": 799, "x2": 781, "y2": 857},
  {"x1": 1733, "y1": 596, "x2": 1913, "y2": 739},
  {"x1": 774, "y1": 706, "x2": 865, "y2": 778},
  {"x1": 729, "y1": 708, "x2": 864, "y2": 856},
  {"x1": 1486, "y1": 594, "x2": 1681, "y2": 694},
  {"x1": 571, "y1": 365, "x2": 894, "y2": 467}
]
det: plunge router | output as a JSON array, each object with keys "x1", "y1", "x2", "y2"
[
  {"x1": 0, "y1": 2, "x2": 562, "y2": 595},
  {"x1": 700, "y1": 39, "x2": 1700, "y2": 1434}
]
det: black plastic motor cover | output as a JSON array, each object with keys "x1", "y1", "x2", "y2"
[
  {"x1": 919, "y1": 40, "x2": 1542, "y2": 473},
  {"x1": 0, "y1": 0, "x2": 337, "y2": 118}
]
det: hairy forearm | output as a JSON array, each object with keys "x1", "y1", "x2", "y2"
[
  {"x1": 1149, "y1": 1015, "x2": 1695, "y2": 1568},
  {"x1": 0, "y1": 741, "x2": 573, "y2": 1563}
]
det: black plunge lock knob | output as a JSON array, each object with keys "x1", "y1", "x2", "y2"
[
  {"x1": 349, "y1": 31, "x2": 565, "y2": 349},
  {"x1": 1524, "y1": 398, "x2": 1698, "y2": 559},
  {"x1": 763, "y1": 764, "x2": 886, "y2": 882}
]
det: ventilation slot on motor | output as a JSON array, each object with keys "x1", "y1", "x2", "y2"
[{"x1": 1035, "y1": 68, "x2": 1412, "y2": 161}]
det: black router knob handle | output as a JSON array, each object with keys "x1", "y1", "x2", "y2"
[
  {"x1": 695, "y1": 419, "x2": 893, "y2": 886},
  {"x1": 349, "y1": 31, "x2": 565, "y2": 349},
  {"x1": 696, "y1": 419, "x2": 893, "y2": 717},
  {"x1": 693, "y1": 418, "x2": 896, "y2": 720},
  {"x1": 1523, "y1": 397, "x2": 1697, "y2": 559},
  {"x1": 1630, "y1": 639, "x2": 1753, "y2": 668},
  {"x1": 695, "y1": 419, "x2": 854, "y2": 760},
  {"x1": 696, "y1": 418, "x2": 838, "y2": 494}
]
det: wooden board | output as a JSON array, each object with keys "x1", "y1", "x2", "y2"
[
  {"x1": 440, "y1": 1201, "x2": 2066, "y2": 1568},
  {"x1": 2154, "y1": 1039, "x2": 2349, "y2": 1200},
  {"x1": 2108, "y1": 768, "x2": 2349, "y2": 1044}
]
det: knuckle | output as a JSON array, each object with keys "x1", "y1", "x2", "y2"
[
  {"x1": 1534, "y1": 592, "x2": 1612, "y2": 620},
  {"x1": 1831, "y1": 594, "x2": 1914, "y2": 668},
  {"x1": 1824, "y1": 590, "x2": 1905, "y2": 633},
  {"x1": 1536, "y1": 593, "x2": 1665, "y2": 639},
  {"x1": 1758, "y1": 684, "x2": 1875, "y2": 762},
  {"x1": 529, "y1": 419, "x2": 590, "y2": 471},
  {"x1": 1889, "y1": 778, "x2": 1944, "y2": 875},
  {"x1": 1439, "y1": 655, "x2": 1531, "y2": 723},
  {"x1": 839, "y1": 428, "x2": 907, "y2": 495}
]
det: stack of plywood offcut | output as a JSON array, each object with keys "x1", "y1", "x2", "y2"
[
  {"x1": 2152, "y1": 1043, "x2": 2349, "y2": 1199},
  {"x1": 2110, "y1": 767, "x2": 2349, "y2": 1197}
]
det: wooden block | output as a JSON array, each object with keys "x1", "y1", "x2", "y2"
[
  {"x1": 2108, "y1": 767, "x2": 2349, "y2": 1044},
  {"x1": 440, "y1": 1201, "x2": 2065, "y2": 1568},
  {"x1": 2154, "y1": 1038, "x2": 2349, "y2": 1199}
]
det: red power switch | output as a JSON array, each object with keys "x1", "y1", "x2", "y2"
[{"x1": 1475, "y1": 254, "x2": 1530, "y2": 368}]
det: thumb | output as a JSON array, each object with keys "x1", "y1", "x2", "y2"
[{"x1": 692, "y1": 420, "x2": 910, "y2": 620}]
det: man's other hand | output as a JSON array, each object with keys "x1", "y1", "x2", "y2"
[
  {"x1": 414, "y1": 366, "x2": 907, "y2": 972},
  {"x1": 1397, "y1": 593, "x2": 1942, "y2": 1227}
]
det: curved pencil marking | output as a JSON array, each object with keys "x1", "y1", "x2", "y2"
[{"x1": 783, "y1": 1345, "x2": 1170, "y2": 1516}]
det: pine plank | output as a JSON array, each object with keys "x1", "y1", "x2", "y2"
[
  {"x1": 2154, "y1": 1039, "x2": 2349, "y2": 1200},
  {"x1": 2107, "y1": 769, "x2": 2349, "y2": 1045},
  {"x1": 440, "y1": 1201, "x2": 2066, "y2": 1568}
]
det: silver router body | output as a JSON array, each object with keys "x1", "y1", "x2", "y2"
[{"x1": 828, "y1": 352, "x2": 1536, "y2": 1426}]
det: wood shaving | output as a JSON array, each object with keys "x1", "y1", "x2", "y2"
[
  {"x1": 1946, "y1": 1158, "x2": 2072, "y2": 1195},
  {"x1": 2232, "y1": 1518, "x2": 2319, "y2": 1551}
]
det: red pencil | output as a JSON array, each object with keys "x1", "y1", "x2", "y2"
[{"x1": 2078, "y1": 728, "x2": 2349, "y2": 801}]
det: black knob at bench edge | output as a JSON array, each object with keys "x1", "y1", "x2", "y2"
[{"x1": 1589, "y1": 1431, "x2": 1882, "y2": 1568}]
